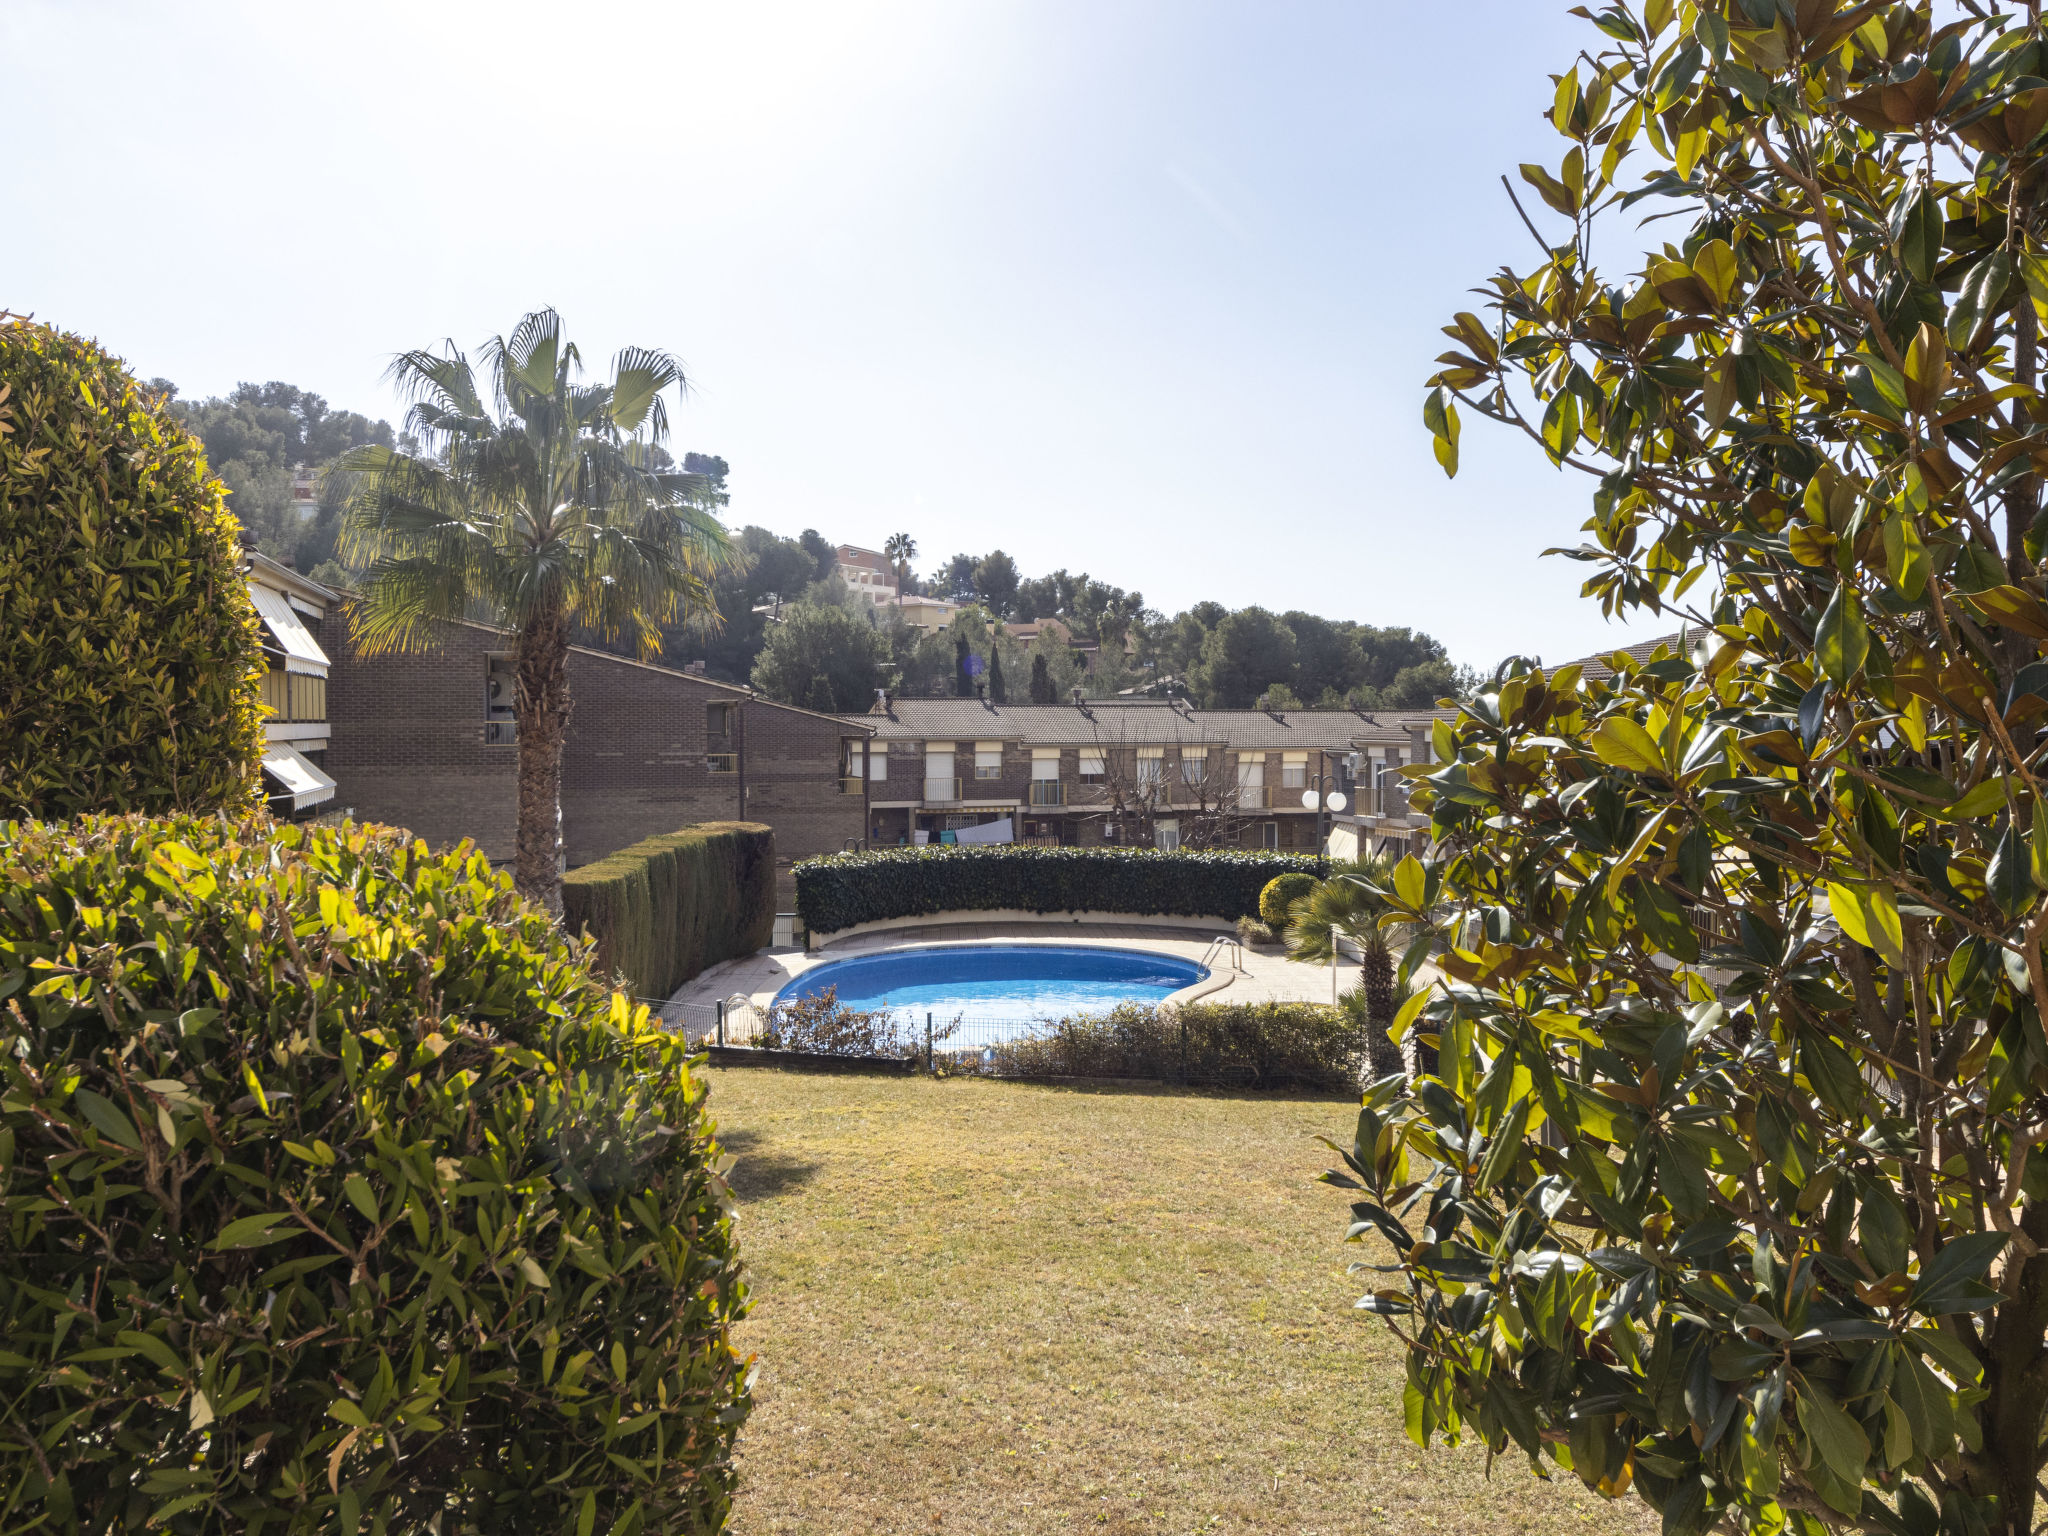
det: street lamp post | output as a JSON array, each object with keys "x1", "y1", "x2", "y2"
[{"x1": 1301, "y1": 753, "x2": 1351, "y2": 1002}]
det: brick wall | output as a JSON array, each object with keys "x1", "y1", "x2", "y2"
[{"x1": 324, "y1": 616, "x2": 863, "y2": 901}]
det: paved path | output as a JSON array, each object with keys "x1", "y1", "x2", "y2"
[{"x1": 659, "y1": 920, "x2": 1366, "y2": 1041}]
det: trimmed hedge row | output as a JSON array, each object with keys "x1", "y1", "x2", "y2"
[
  {"x1": 793, "y1": 844, "x2": 1326, "y2": 935},
  {"x1": 564, "y1": 821, "x2": 775, "y2": 1000}
]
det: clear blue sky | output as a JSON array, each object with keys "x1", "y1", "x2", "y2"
[{"x1": 8, "y1": 0, "x2": 1675, "y2": 670}]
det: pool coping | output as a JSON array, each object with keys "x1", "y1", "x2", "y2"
[{"x1": 769, "y1": 935, "x2": 1239, "y2": 1016}]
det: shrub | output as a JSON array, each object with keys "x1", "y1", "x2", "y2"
[
  {"x1": 0, "y1": 317, "x2": 265, "y2": 818},
  {"x1": 990, "y1": 1001, "x2": 1362, "y2": 1091},
  {"x1": 1235, "y1": 915, "x2": 1278, "y2": 948},
  {"x1": 0, "y1": 814, "x2": 750, "y2": 1536},
  {"x1": 1258, "y1": 872, "x2": 1318, "y2": 930},
  {"x1": 562, "y1": 821, "x2": 774, "y2": 1001},
  {"x1": 756, "y1": 986, "x2": 945, "y2": 1059},
  {"x1": 794, "y1": 845, "x2": 1325, "y2": 936}
]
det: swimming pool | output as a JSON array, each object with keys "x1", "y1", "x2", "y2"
[{"x1": 772, "y1": 944, "x2": 1206, "y2": 1029}]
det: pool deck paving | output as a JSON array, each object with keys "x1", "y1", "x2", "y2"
[{"x1": 658, "y1": 920, "x2": 1367, "y2": 1042}]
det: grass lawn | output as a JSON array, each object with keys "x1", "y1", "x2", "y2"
[{"x1": 704, "y1": 1066, "x2": 1656, "y2": 1535}]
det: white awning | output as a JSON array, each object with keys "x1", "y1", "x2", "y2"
[
  {"x1": 262, "y1": 744, "x2": 336, "y2": 811},
  {"x1": 249, "y1": 583, "x2": 330, "y2": 677}
]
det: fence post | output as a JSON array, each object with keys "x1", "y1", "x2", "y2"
[
  {"x1": 926, "y1": 1012, "x2": 934, "y2": 1075},
  {"x1": 1178, "y1": 1011, "x2": 1188, "y2": 1086},
  {"x1": 716, "y1": 999, "x2": 725, "y2": 1048}
]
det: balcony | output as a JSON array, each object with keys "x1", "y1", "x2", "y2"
[
  {"x1": 923, "y1": 776, "x2": 962, "y2": 803},
  {"x1": 485, "y1": 720, "x2": 516, "y2": 746},
  {"x1": 1237, "y1": 785, "x2": 1269, "y2": 809},
  {"x1": 707, "y1": 753, "x2": 738, "y2": 775},
  {"x1": 1029, "y1": 779, "x2": 1067, "y2": 807},
  {"x1": 839, "y1": 776, "x2": 866, "y2": 795}
]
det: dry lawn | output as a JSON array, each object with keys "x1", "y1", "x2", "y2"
[{"x1": 704, "y1": 1066, "x2": 1657, "y2": 1536}]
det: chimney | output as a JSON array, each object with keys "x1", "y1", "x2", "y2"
[
  {"x1": 976, "y1": 681, "x2": 987, "y2": 702},
  {"x1": 1071, "y1": 686, "x2": 1084, "y2": 705}
]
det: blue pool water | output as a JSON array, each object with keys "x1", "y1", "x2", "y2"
[{"x1": 773, "y1": 944, "x2": 1206, "y2": 1027}]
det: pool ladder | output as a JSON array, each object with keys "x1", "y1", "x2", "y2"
[{"x1": 1199, "y1": 934, "x2": 1247, "y2": 974}]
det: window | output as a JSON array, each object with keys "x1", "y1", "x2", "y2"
[
  {"x1": 975, "y1": 741, "x2": 1004, "y2": 780},
  {"x1": 1080, "y1": 750, "x2": 1106, "y2": 782},
  {"x1": 925, "y1": 743, "x2": 956, "y2": 801},
  {"x1": 707, "y1": 702, "x2": 736, "y2": 738},
  {"x1": 1136, "y1": 747, "x2": 1165, "y2": 786},
  {"x1": 1260, "y1": 822, "x2": 1279, "y2": 851},
  {"x1": 1030, "y1": 749, "x2": 1061, "y2": 780},
  {"x1": 1180, "y1": 747, "x2": 1207, "y2": 785},
  {"x1": 288, "y1": 673, "x2": 326, "y2": 722},
  {"x1": 1281, "y1": 751, "x2": 1309, "y2": 789},
  {"x1": 485, "y1": 654, "x2": 516, "y2": 746}
]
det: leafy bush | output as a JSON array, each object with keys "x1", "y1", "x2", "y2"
[
  {"x1": 987, "y1": 1001, "x2": 1362, "y2": 1091},
  {"x1": 756, "y1": 986, "x2": 949, "y2": 1059},
  {"x1": 794, "y1": 845, "x2": 1325, "y2": 936},
  {"x1": 1258, "y1": 872, "x2": 1318, "y2": 930},
  {"x1": 0, "y1": 814, "x2": 750, "y2": 1536},
  {"x1": 563, "y1": 821, "x2": 774, "y2": 1001},
  {"x1": 0, "y1": 317, "x2": 265, "y2": 818}
]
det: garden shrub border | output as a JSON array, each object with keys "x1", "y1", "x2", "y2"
[
  {"x1": 793, "y1": 844, "x2": 1326, "y2": 936},
  {"x1": 563, "y1": 821, "x2": 775, "y2": 1000}
]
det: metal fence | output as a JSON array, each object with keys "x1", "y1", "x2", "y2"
[{"x1": 660, "y1": 994, "x2": 1363, "y2": 1091}]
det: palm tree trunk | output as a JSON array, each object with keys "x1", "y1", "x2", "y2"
[
  {"x1": 513, "y1": 602, "x2": 572, "y2": 913},
  {"x1": 1359, "y1": 935, "x2": 1405, "y2": 1081}
]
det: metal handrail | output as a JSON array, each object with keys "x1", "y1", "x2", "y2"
[{"x1": 1198, "y1": 934, "x2": 1247, "y2": 974}]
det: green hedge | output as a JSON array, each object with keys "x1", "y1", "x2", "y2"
[
  {"x1": 0, "y1": 813, "x2": 750, "y2": 1535},
  {"x1": 564, "y1": 821, "x2": 775, "y2": 1000},
  {"x1": 793, "y1": 845, "x2": 1326, "y2": 935}
]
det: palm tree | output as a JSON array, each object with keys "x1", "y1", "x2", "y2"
[
  {"x1": 339, "y1": 309, "x2": 733, "y2": 913},
  {"x1": 883, "y1": 532, "x2": 917, "y2": 606},
  {"x1": 1284, "y1": 856, "x2": 1411, "y2": 1081}
]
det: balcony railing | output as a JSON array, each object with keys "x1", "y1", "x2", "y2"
[
  {"x1": 1237, "y1": 785, "x2": 1269, "y2": 809},
  {"x1": 485, "y1": 720, "x2": 516, "y2": 746},
  {"x1": 924, "y1": 777, "x2": 962, "y2": 803},
  {"x1": 707, "y1": 753, "x2": 738, "y2": 775},
  {"x1": 839, "y1": 776, "x2": 866, "y2": 795},
  {"x1": 1029, "y1": 780, "x2": 1066, "y2": 806}
]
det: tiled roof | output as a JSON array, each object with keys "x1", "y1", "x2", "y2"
[
  {"x1": 837, "y1": 697, "x2": 1434, "y2": 750},
  {"x1": 1568, "y1": 627, "x2": 1692, "y2": 681}
]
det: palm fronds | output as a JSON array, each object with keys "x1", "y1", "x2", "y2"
[{"x1": 341, "y1": 309, "x2": 733, "y2": 659}]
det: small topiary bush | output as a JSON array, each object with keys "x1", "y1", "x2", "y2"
[
  {"x1": 562, "y1": 821, "x2": 775, "y2": 1002},
  {"x1": 794, "y1": 845, "x2": 1325, "y2": 936},
  {"x1": 0, "y1": 814, "x2": 750, "y2": 1536},
  {"x1": 0, "y1": 316, "x2": 265, "y2": 818},
  {"x1": 1258, "y1": 872, "x2": 1318, "y2": 931}
]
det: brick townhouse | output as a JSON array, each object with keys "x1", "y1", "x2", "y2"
[
  {"x1": 314, "y1": 611, "x2": 870, "y2": 899},
  {"x1": 837, "y1": 694, "x2": 1435, "y2": 856}
]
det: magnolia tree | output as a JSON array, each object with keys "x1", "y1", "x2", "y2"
[{"x1": 1333, "y1": 5, "x2": 2048, "y2": 1535}]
